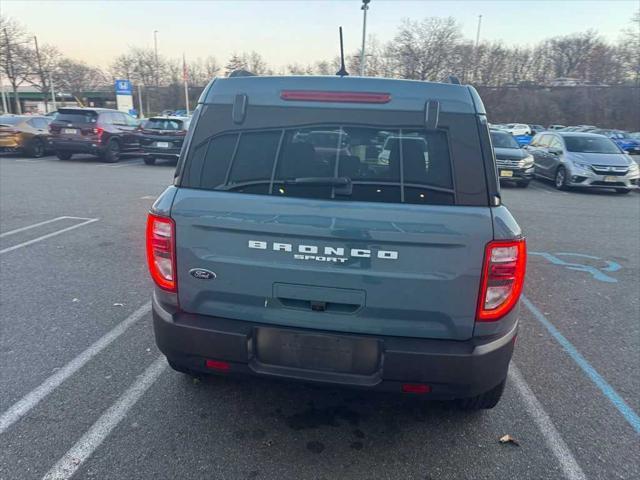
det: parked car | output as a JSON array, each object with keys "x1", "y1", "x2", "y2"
[
  {"x1": 525, "y1": 132, "x2": 639, "y2": 193},
  {"x1": 591, "y1": 129, "x2": 640, "y2": 155},
  {"x1": 528, "y1": 124, "x2": 545, "y2": 135},
  {"x1": 548, "y1": 124, "x2": 566, "y2": 131},
  {"x1": 138, "y1": 116, "x2": 191, "y2": 165},
  {"x1": 0, "y1": 115, "x2": 52, "y2": 157},
  {"x1": 490, "y1": 129, "x2": 534, "y2": 187},
  {"x1": 49, "y1": 108, "x2": 140, "y2": 162},
  {"x1": 501, "y1": 123, "x2": 531, "y2": 136},
  {"x1": 147, "y1": 74, "x2": 526, "y2": 410}
]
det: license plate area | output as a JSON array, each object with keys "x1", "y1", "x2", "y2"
[
  {"x1": 155, "y1": 141, "x2": 170, "y2": 148},
  {"x1": 500, "y1": 170, "x2": 513, "y2": 177},
  {"x1": 254, "y1": 327, "x2": 381, "y2": 375},
  {"x1": 604, "y1": 176, "x2": 618, "y2": 183},
  {"x1": 62, "y1": 128, "x2": 78, "y2": 135}
]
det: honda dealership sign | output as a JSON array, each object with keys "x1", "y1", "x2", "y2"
[{"x1": 115, "y1": 79, "x2": 133, "y2": 114}]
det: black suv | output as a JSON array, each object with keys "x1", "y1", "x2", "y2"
[
  {"x1": 138, "y1": 116, "x2": 191, "y2": 165},
  {"x1": 49, "y1": 108, "x2": 140, "y2": 162}
]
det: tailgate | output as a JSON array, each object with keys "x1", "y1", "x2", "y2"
[{"x1": 172, "y1": 190, "x2": 493, "y2": 340}]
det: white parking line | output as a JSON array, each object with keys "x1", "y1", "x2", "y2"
[
  {"x1": 96, "y1": 159, "x2": 142, "y2": 168},
  {"x1": 0, "y1": 302, "x2": 151, "y2": 435},
  {"x1": 0, "y1": 218, "x2": 99, "y2": 254},
  {"x1": 0, "y1": 216, "x2": 94, "y2": 238},
  {"x1": 40, "y1": 356, "x2": 167, "y2": 480},
  {"x1": 510, "y1": 364, "x2": 586, "y2": 480},
  {"x1": 14, "y1": 159, "x2": 47, "y2": 164}
]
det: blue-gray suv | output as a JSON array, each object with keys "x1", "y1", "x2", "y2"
[{"x1": 146, "y1": 74, "x2": 527, "y2": 409}]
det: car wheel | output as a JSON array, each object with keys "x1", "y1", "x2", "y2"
[
  {"x1": 56, "y1": 151, "x2": 72, "y2": 160},
  {"x1": 101, "y1": 140, "x2": 121, "y2": 163},
  {"x1": 26, "y1": 138, "x2": 45, "y2": 158},
  {"x1": 554, "y1": 166, "x2": 568, "y2": 190},
  {"x1": 615, "y1": 188, "x2": 631, "y2": 194},
  {"x1": 457, "y1": 379, "x2": 506, "y2": 410},
  {"x1": 516, "y1": 180, "x2": 530, "y2": 188},
  {"x1": 143, "y1": 156, "x2": 156, "y2": 165}
]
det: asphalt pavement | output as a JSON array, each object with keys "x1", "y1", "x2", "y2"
[{"x1": 0, "y1": 153, "x2": 638, "y2": 480}]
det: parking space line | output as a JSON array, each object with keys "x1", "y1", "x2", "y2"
[
  {"x1": 0, "y1": 217, "x2": 76, "y2": 238},
  {"x1": 96, "y1": 159, "x2": 142, "y2": 168},
  {"x1": 510, "y1": 364, "x2": 586, "y2": 480},
  {"x1": 0, "y1": 218, "x2": 99, "y2": 254},
  {"x1": 0, "y1": 302, "x2": 151, "y2": 435},
  {"x1": 40, "y1": 356, "x2": 167, "y2": 480},
  {"x1": 14, "y1": 159, "x2": 48, "y2": 164},
  {"x1": 522, "y1": 295, "x2": 640, "y2": 434}
]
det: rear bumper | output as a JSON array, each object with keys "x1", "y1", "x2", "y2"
[
  {"x1": 141, "y1": 146, "x2": 181, "y2": 159},
  {"x1": 152, "y1": 293, "x2": 516, "y2": 399},
  {"x1": 50, "y1": 139, "x2": 105, "y2": 154}
]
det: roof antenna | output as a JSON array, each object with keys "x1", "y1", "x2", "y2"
[{"x1": 336, "y1": 26, "x2": 349, "y2": 77}]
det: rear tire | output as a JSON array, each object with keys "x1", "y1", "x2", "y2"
[
  {"x1": 143, "y1": 156, "x2": 156, "y2": 165},
  {"x1": 56, "y1": 151, "x2": 72, "y2": 160},
  {"x1": 26, "y1": 138, "x2": 45, "y2": 158},
  {"x1": 555, "y1": 166, "x2": 568, "y2": 190},
  {"x1": 457, "y1": 379, "x2": 506, "y2": 410},
  {"x1": 615, "y1": 188, "x2": 631, "y2": 194},
  {"x1": 101, "y1": 140, "x2": 121, "y2": 163}
]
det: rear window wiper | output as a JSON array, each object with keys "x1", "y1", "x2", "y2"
[
  {"x1": 282, "y1": 176, "x2": 351, "y2": 186},
  {"x1": 219, "y1": 177, "x2": 352, "y2": 195}
]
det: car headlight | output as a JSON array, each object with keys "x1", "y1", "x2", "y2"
[
  {"x1": 572, "y1": 160, "x2": 591, "y2": 170},
  {"x1": 628, "y1": 162, "x2": 639, "y2": 173},
  {"x1": 521, "y1": 154, "x2": 534, "y2": 167}
]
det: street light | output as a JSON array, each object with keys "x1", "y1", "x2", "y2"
[
  {"x1": 359, "y1": 0, "x2": 371, "y2": 76},
  {"x1": 153, "y1": 30, "x2": 159, "y2": 87}
]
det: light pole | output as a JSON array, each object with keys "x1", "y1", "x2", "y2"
[
  {"x1": 153, "y1": 30, "x2": 159, "y2": 87},
  {"x1": 359, "y1": 0, "x2": 371, "y2": 76},
  {"x1": 475, "y1": 15, "x2": 482, "y2": 48}
]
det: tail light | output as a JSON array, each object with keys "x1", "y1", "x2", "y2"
[
  {"x1": 146, "y1": 213, "x2": 177, "y2": 292},
  {"x1": 92, "y1": 127, "x2": 104, "y2": 141},
  {"x1": 476, "y1": 239, "x2": 526, "y2": 321}
]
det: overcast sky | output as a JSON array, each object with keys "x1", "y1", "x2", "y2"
[{"x1": 3, "y1": 0, "x2": 638, "y2": 69}]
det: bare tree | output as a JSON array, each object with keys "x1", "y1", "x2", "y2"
[
  {"x1": 0, "y1": 16, "x2": 30, "y2": 113},
  {"x1": 23, "y1": 41, "x2": 61, "y2": 111},
  {"x1": 225, "y1": 53, "x2": 247, "y2": 76},
  {"x1": 390, "y1": 17, "x2": 462, "y2": 81},
  {"x1": 53, "y1": 58, "x2": 107, "y2": 103}
]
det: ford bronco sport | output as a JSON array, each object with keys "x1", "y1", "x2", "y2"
[{"x1": 147, "y1": 75, "x2": 526, "y2": 409}]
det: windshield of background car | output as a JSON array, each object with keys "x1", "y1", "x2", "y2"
[
  {"x1": 145, "y1": 118, "x2": 185, "y2": 130},
  {"x1": 55, "y1": 111, "x2": 98, "y2": 124},
  {"x1": 491, "y1": 131, "x2": 520, "y2": 148},
  {"x1": 182, "y1": 125, "x2": 455, "y2": 205},
  {"x1": 0, "y1": 116, "x2": 22, "y2": 125},
  {"x1": 564, "y1": 136, "x2": 621, "y2": 154}
]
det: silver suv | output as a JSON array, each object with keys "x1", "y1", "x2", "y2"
[{"x1": 526, "y1": 132, "x2": 640, "y2": 193}]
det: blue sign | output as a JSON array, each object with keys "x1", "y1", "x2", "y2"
[{"x1": 115, "y1": 79, "x2": 132, "y2": 95}]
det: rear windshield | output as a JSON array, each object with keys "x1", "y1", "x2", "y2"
[
  {"x1": 564, "y1": 136, "x2": 620, "y2": 154},
  {"x1": 144, "y1": 118, "x2": 187, "y2": 130},
  {"x1": 55, "y1": 111, "x2": 98, "y2": 124},
  {"x1": 183, "y1": 125, "x2": 455, "y2": 205},
  {"x1": 0, "y1": 116, "x2": 22, "y2": 125},
  {"x1": 491, "y1": 131, "x2": 519, "y2": 149}
]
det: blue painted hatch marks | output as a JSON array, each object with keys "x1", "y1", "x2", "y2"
[
  {"x1": 529, "y1": 251, "x2": 621, "y2": 283},
  {"x1": 522, "y1": 296, "x2": 640, "y2": 435}
]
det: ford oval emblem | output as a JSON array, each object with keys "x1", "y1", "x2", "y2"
[{"x1": 189, "y1": 268, "x2": 216, "y2": 280}]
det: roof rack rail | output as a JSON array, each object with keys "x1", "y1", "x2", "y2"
[
  {"x1": 446, "y1": 75, "x2": 461, "y2": 85},
  {"x1": 228, "y1": 69, "x2": 256, "y2": 78}
]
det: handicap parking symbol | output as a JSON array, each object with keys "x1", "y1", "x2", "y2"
[{"x1": 529, "y1": 252, "x2": 621, "y2": 283}]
